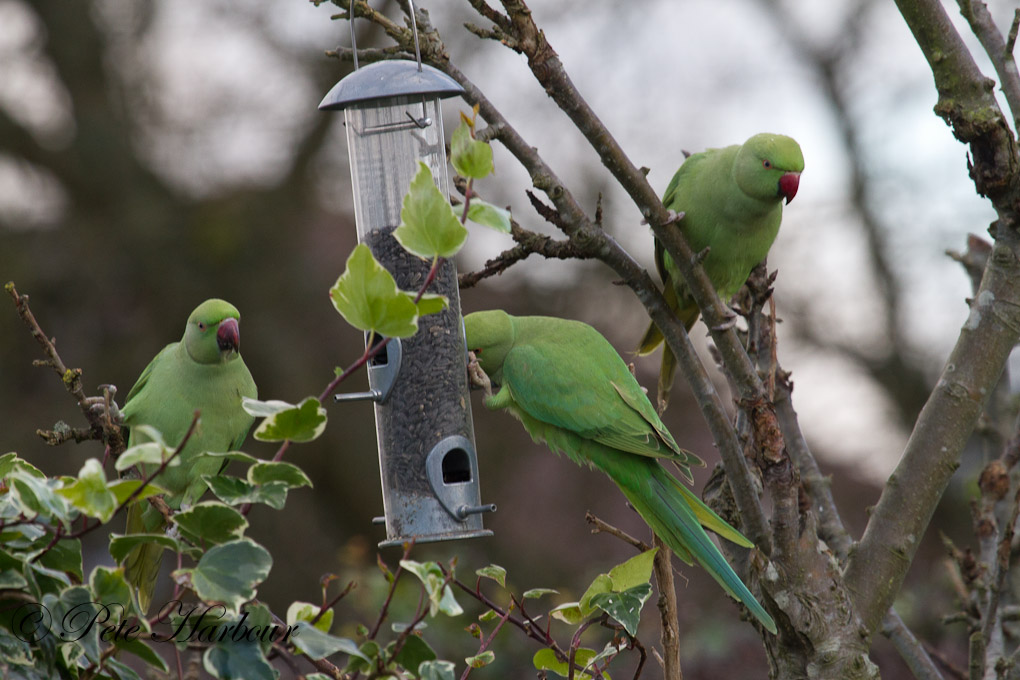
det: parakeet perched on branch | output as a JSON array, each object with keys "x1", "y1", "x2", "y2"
[
  {"x1": 638, "y1": 133, "x2": 804, "y2": 412},
  {"x1": 464, "y1": 310, "x2": 776, "y2": 633},
  {"x1": 121, "y1": 299, "x2": 257, "y2": 612}
]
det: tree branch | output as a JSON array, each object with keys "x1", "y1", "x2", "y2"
[
  {"x1": 956, "y1": 0, "x2": 1020, "y2": 133},
  {"x1": 845, "y1": 0, "x2": 1020, "y2": 635}
]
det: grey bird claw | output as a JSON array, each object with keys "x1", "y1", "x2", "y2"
[
  {"x1": 710, "y1": 307, "x2": 739, "y2": 332},
  {"x1": 467, "y1": 352, "x2": 493, "y2": 398}
]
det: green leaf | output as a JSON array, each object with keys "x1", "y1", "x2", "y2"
[
  {"x1": 8, "y1": 471, "x2": 74, "y2": 522},
  {"x1": 203, "y1": 639, "x2": 277, "y2": 680},
  {"x1": 56, "y1": 459, "x2": 117, "y2": 523},
  {"x1": 523, "y1": 588, "x2": 558, "y2": 599},
  {"x1": 400, "y1": 560, "x2": 462, "y2": 618},
  {"x1": 253, "y1": 397, "x2": 327, "y2": 443},
  {"x1": 172, "y1": 502, "x2": 248, "y2": 545},
  {"x1": 475, "y1": 564, "x2": 506, "y2": 589},
  {"x1": 0, "y1": 568, "x2": 28, "y2": 589},
  {"x1": 466, "y1": 199, "x2": 511, "y2": 233},
  {"x1": 549, "y1": 602, "x2": 584, "y2": 626},
  {"x1": 205, "y1": 476, "x2": 289, "y2": 510},
  {"x1": 330, "y1": 243, "x2": 421, "y2": 338},
  {"x1": 202, "y1": 449, "x2": 261, "y2": 466},
  {"x1": 103, "y1": 658, "x2": 145, "y2": 680},
  {"x1": 533, "y1": 648, "x2": 604, "y2": 679},
  {"x1": 450, "y1": 119, "x2": 494, "y2": 179},
  {"x1": 290, "y1": 622, "x2": 367, "y2": 661},
  {"x1": 478, "y1": 609, "x2": 501, "y2": 622},
  {"x1": 32, "y1": 536, "x2": 82, "y2": 583},
  {"x1": 48, "y1": 586, "x2": 102, "y2": 662},
  {"x1": 415, "y1": 292, "x2": 448, "y2": 318},
  {"x1": 107, "y1": 479, "x2": 165, "y2": 507},
  {"x1": 178, "y1": 539, "x2": 272, "y2": 615},
  {"x1": 393, "y1": 634, "x2": 436, "y2": 672},
  {"x1": 344, "y1": 640, "x2": 379, "y2": 673},
  {"x1": 394, "y1": 161, "x2": 468, "y2": 259},
  {"x1": 286, "y1": 601, "x2": 333, "y2": 634},
  {"x1": 607, "y1": 548, "x2": 657, "y2": 592},
  {"x1": 466, "y1": 650, "x2": 495, "y2": 668},
  {"x1": 241, "y1": 398, "x2": 296, "y2": 418},
  {"x1": 589, "y1": 584, "x2": 653, "y2": 637},
  {"x1": 0, "y1": 452, "x2": 45, "y2": 480},
  {"x1": 114, "y1": 425, "x2": 175, "y2": 471},
  {"x1": 113, "y1": 634, "x2": 168, "y2": 672},
  {"x1": 249, "y1": 462, "x2": 312, "y2": 489},
  {"x1": 578, "y1": 573, "x2": 613, "y2": 616},
  {"x1": 89, "y1": 565, "x2": 134, "y2": 623},
  {"x1": 109, "y1": 533, "x2": 188, "y2": 565},
  {"x1": 419, "y1": 660, "x2": 456, "y2": 680}
]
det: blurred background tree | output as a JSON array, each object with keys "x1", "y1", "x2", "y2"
[{"x1": 4, "y1": 0, "x2": 1017, "y2": 676}]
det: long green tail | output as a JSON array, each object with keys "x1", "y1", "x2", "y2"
[
  {"x1": 124, "y1": 502, "x2": 165, "y2": 614},
  {"x1": 636, "y1": 299, "x2": 700, "y2": 414},
  {"x1": 603, "y1": 454, "x2": 777, "y2": 633}
]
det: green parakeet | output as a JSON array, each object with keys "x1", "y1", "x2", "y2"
[
  {"x1": 638, "y1": 133, "x2": 804, "y2": 411},
  {"x1": 121, "y1": 299, "x2": 257, "y2": 612},
  {"x1": 464, "y1": 310, "x2": 776, "y2": 634}
]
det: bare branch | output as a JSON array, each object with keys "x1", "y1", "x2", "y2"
[
  {"x1": 956, "y1": 0, "x2": 1020, "y2": 132},
  {"x1": 6, "y1": 282, "x2": 126, "y2": 454}
]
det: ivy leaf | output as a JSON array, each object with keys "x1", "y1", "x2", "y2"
[
  {"x1": 89, "y1": 565, "x2": 134, "y2": 623},
  {"x1": 204, "y1": 476, "x2": 289, "y2": 510},
  {"x1": 394, "y1": 162, "x2": 468, "y2": 259},
  {"x1": 252, "y1": 397, "x2": 327, "y2": 443},
  {"x1": 114, "y1": 425, "x2": 176, "y2": 471},
  {"x1": 450, "y1": 119, "x2": 494, "y2": 179},
  {"x1": 393, "y1": 634, "x2": 436, "y2": 673},
  {"x1": 532, "y1": 648, "x2": 604, "y2": 679},
  {"x1": 329, "y1": 244, "x2": 421, "y2": 338},
  {"x1": 175, "y1": 539, "x2": 272, "y2": 615},
  {"x1": 286, "y1": 601, "x2": 334, "y2": 634},
  {"x1": 241, "y1": 398, "x2": 297, "y2": 419},
  {"x1": 466, "y1": 199, "x2": 511, "y2": 233},
  {"x1": 465, "y1": 651, "x2": 495, "y2": 669},
  {"x1": 589, "y1": 584, "x2": 653, "y2": 637},
  {"x1": 400, "y1": 560, "x2": 462, "y2": 617},
  {"x1": 607, "y1": 548, "x2": 657, "y2": 592},
  {"x1": 523, "y1": 588, "x2": 558, "y2": 600},
  {"x1": 172, "y1": 502, "x2": 248, "y2": 545},
  {"x1": 107, "y1": 479, "x2": 165, "y2": 507},
  {"x1": 249, "y1": 462, "x2": 312, "y2": 489},
  {"x1": 475, "y1": 564, "x2": 506, "y2": 589},
  {"x1": 109, "y1": 533, "x2": 191, "y2": 565},
  {"x1": 290, "y1": 622, "x2": 367, "y2": 662},
  {"x1": 203, "y1": 638, "x2": 277, "y2": 680},
  {"x1": 419, "y1": 660, "x2": 456, "y2": 680},
  {"x1": 8, "y1": 470, "x2": 74, "y2": 523},
  {"x1": 0, "y1": 452, "x2": 45, "y2": 480},
  {"x1": 56, "y1": 459, "x2": 117, "y2": 523}
]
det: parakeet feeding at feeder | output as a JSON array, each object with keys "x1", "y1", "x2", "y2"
[{"x1": 464, "y1": 310, "x2": 776, "y2": 633}]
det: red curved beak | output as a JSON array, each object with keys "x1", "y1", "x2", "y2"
[
  {"x1": 217, "y1": 317, "x2": 240, "y2": 353},
  {"x1": 779, "y1": 172, "x2": 800, "y2": 204}
]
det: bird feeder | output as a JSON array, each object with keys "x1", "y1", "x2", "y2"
[{"x1": 320, "y1": 4, "x2": 494, "y2": 547}]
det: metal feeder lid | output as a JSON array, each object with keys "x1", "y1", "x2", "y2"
[{"x1": 319, "y1": 60, "x2": 465, "y2": 111}]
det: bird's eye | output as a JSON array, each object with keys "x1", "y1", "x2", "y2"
[
  {"x1": 762, "y1": 159, "x2": 772, "y2": 169},
  {"x1": 198, "y1": 322, "x2": 206, "y2": 331}
]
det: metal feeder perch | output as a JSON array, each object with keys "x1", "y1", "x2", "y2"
[{"x1": 321, "y1": 3, "x2": 494, "y2": 547}]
